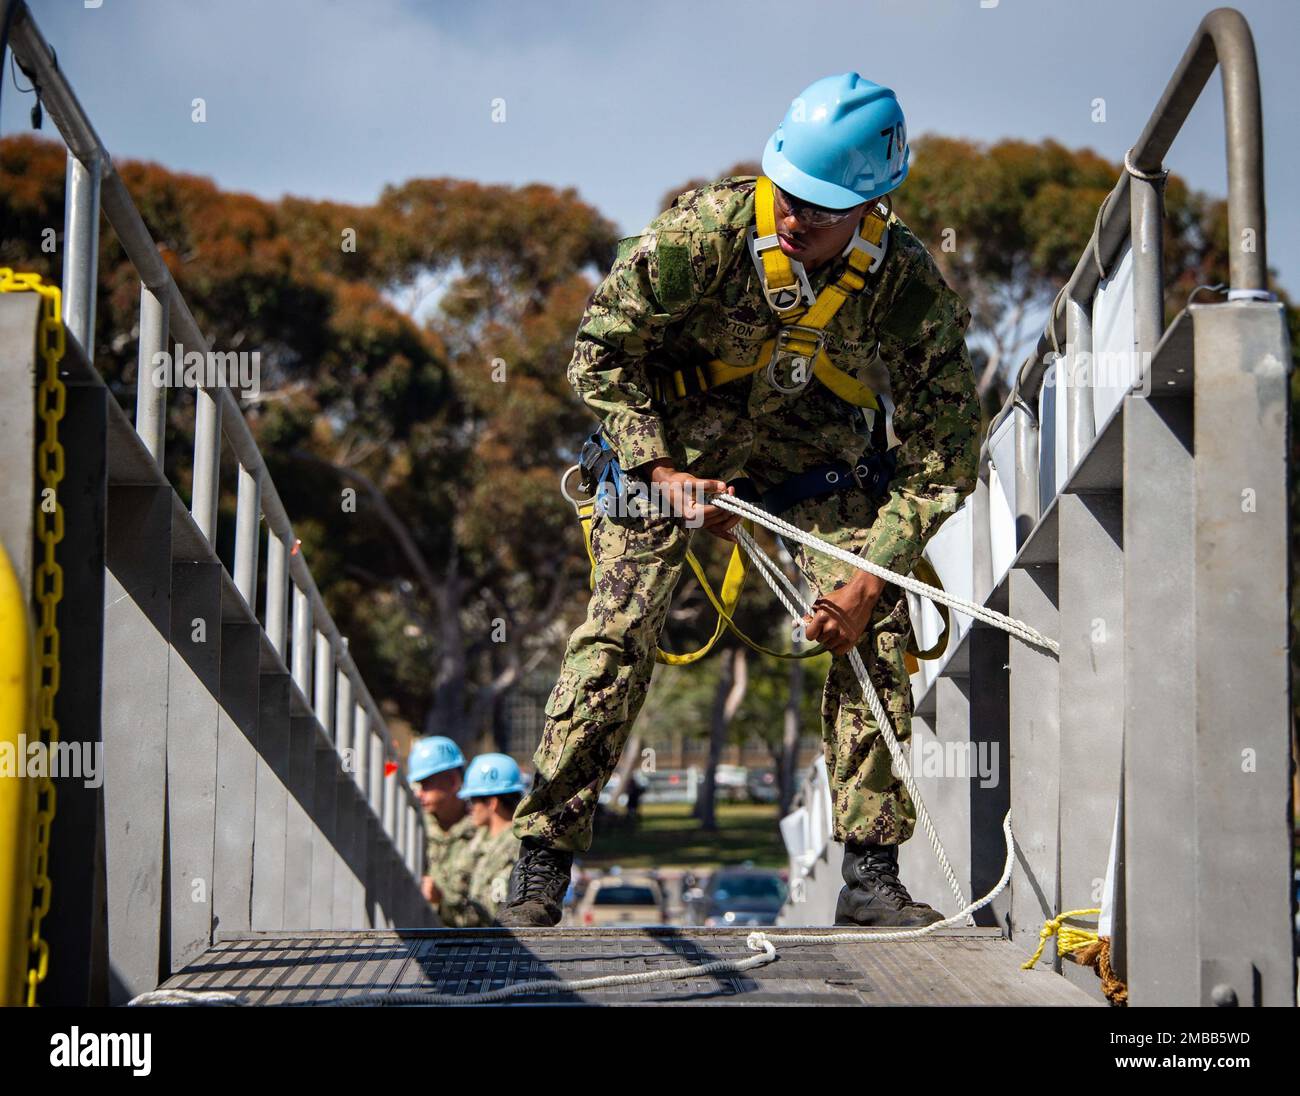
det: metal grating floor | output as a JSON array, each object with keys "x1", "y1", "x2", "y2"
[{"x1": 159, "y1": 928, "x2": 1101, "y2": 1006}]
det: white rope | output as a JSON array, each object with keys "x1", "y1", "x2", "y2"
[
  {"x1": 716, "y1": 493, "x2": 1060, "y2": 656},
  {"x1": 733, "y1": 524, "x2": 810, "y2": 625},
  {"x1": 128, "y1": 989, "x2": 247, "y2": 1006},
  {"x1": 752, "y1": 809, "x2": 1014, "y2": 946},
  {"x1": 313, "y1": 808, "x2": 1011, "y2": 1005},
  {"x1": 1123, "y1": 147, "x2": 1168, "y2": 184},
  {"x1": 732, "y1": 524, "x2": 968, "y2": 912},
  {"x1": 315, "y1": 944, "x2": 779, "y2": 1006}
]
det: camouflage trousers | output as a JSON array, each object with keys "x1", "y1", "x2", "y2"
[{"x1": 514, "y1": 460, "x2": 917, "y2": 854}]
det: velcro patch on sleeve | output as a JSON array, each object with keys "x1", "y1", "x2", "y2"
[{"x1": 654, "y1": 241, "x2": 693, "y2": 308}]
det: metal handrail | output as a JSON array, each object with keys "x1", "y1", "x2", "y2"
[
  {"x1": 6, "y1": 3, "x2": 423, "y2": 854},
  {"x1": 990, "y1": 5, "x2": 1270, "y2": 435}
]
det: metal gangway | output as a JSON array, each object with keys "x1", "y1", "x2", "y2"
[
  {"x1": 0, "y1": 3, "x2": 1291, "y2": 1007},
  {"x1": 0, "y1": 1, "x2": 433, "y2": 1008},
  {"x1": 779, "y1": 7, "x2": 1294, "y2": 1008}
]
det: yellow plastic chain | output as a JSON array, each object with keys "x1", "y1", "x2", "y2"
[{"x1": 0, "y1": 269, "x2": 66, "y2": 1006}]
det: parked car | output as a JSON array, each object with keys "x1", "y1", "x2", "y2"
[
  {"x1": 687, "y1": 868, "x2": 788, "y2": 927},
  {"x1": 642, "y1": 768, "x2": 699, "y2": 805},
  {"x1": 577, "y1": 873, "x2": 665, "y2": 926},
  {"x1": 714, "y1": 764, "x2": 749, "y2": 802},
  {"x1": 746, "y1": 768, "x2": 779, "y2": 804}
]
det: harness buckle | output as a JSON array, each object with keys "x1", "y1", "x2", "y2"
[
  {"x1": 848, "y1": 404, "x2": 878, "y2": 437},
  {"x1": 747, "y1": 228, "x2": 815, "y2": 313},
  {"x1": 842, "y1": 217, "x2": 890, "y2": 274},
  {"x1": 767, "y1": 325, "x2": 825, "y2": 394}
]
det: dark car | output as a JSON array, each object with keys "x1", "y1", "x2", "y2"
[
  {"x1": 688, "y1": 868, "x2": 788, "y2": 927},
  {"x1": 746, "y1": 768, "x2": 779, "y2": 804}
]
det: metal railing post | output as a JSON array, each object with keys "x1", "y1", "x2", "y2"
[
  {"x1": 191, "y1": 388, "x2": 221, "y2": 544},
  {"x1": 1012, "y1": 398, "x2": 1040, "y2": 545},
  {"x1": 313, "y1": 630, "x2": 334, "y2": 738},
  {"x1": 135, "y1": 283, "x2": 168, "y2": 462},
  {"x1": 1129, "y1": 170, "x2": 1166, "y2": 356},
  {"x1": 368, "y1": 724, "x2": 384, "y2": 815},
  {"x1": 335, "y1": 661, "x2": 353, "y2": 773},
  {"x1": 1064, "y1": 298, "x2": 1095, "y2": 472},
  {"x1": 382, "y1": 760, "x2": 397, "y2": 841},
  {"x1": 60, "y1": 149, "x2": 101, "y2": 354},
  {"x1": 265, "y1": 533, "x2": 288, "y2": 656},
  {"x1": 352, "y1": 700, "x2": 369, "y2": 796},
  {"x1": 396, "y1": 788, "x2": 407, "y2": 867},
  {"x1": 291, "y1": 585, "x2": 312, "y2": 697},
  {"x1": 233, "y1": 464, "x2": 260, "y2": 606}
]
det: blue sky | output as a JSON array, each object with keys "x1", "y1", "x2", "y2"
[{"x1": 8, "y1": 0, "x2": 1298, "y2": 292}]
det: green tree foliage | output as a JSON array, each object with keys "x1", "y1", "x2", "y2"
[
  {"x1": 2, "y1": 132, "x2": 1293, "y2": 770},
  {"x1": 0, "y1": 134, "x2": 618, "y2": 748}
]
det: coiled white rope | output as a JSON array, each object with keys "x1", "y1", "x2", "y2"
[
  {"x1": 316, "y1": 944, "x2": 780, "y2": 1006},
  {"x1": 129, "y1": 989, "x2": 247, "y2": 1006}
]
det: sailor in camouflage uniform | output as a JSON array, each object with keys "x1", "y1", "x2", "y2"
[
  {"x1": 459, "y1": 754, "x2": 525, "y2": 926},
  {"x1": 465, "y1": 825, "x2": 524, "y2": 926},
  {"x1": 409, "y1": 736, "x2": 480, "y2": 927},
  {"x1": 502, "y1": 74, "x2": 982, "y2": 928}
]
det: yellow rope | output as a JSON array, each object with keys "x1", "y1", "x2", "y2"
[{"x1": 1021, "y1": 907, "x2": 1101, "y2": 970}]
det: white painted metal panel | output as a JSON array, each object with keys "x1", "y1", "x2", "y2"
[
  {"x1": 1091, "y1": 243, "x2": 1136, "y2": 427},
  {"x1": 987, "y1": 465, "x2": 1017, "y2": 583},
  {"x1": 987, "y1": 414, "x2": 1017, "y2": 521}
]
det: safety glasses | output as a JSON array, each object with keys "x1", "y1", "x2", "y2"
[{"x1": 773, "y1": 185, "x2": 860, "y2": 228}]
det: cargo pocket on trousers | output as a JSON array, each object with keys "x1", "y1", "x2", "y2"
[
  {"x1": 544, "y1": 677, "x2": 578, "y2": 721},
  {"x1": 591, "y1": 507, "x2": 630, "y2": 561}
]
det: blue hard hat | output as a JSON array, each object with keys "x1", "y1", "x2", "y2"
[
  {"x1": 407, "y1": 736, "x2": 466, "y2": 783},
  {"x1": 762, "y1": 73, "x2": 910, "y2": 209},
  {"x1": 458, "y1": 753, "x2": 526, "y2": 799}
]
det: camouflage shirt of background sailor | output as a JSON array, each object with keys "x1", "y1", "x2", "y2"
[
  {"x1": 423, "y1": 812, "x2": 478, "y2": 927},
  {"x1": 567, "y1": 175, "x2": 982, "y2": 581},
  {"x1": 463, "y1": 827, "x2": 521, "y2": 927}
]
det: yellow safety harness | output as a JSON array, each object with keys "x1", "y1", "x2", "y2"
[
  {"x1": 575, "y1": 177, "x2": 950, "y2": 672},
  {"x1": 649, "y1": 175, "x2": 887, "y2": 418}
]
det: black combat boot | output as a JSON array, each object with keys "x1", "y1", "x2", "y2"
[
  {"x1": 495, "y1": 838, "x2": 574, "y2": 927},
  {"x1": 834, "y1": 841, "x2": 945, "y2": 927}
]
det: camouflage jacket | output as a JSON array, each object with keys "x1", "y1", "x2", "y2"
[
  {"x1": 568, "y1": 175, "x2": 982, "y2": 579},
  {"x1": 423, "y1": 811, "x2": 478, "y2": 927},
  {"x1": 464, "y1": 826, "x2": 521, "y2": 927}
]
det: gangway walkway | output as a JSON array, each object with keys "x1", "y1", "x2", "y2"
[{"x1": 155, "y1": 927, "x2": 1099, "y2": 1006}]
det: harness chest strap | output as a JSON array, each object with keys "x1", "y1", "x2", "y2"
[{"x1": 652, "y1": 175, "x2": 890, "y2": 413}]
